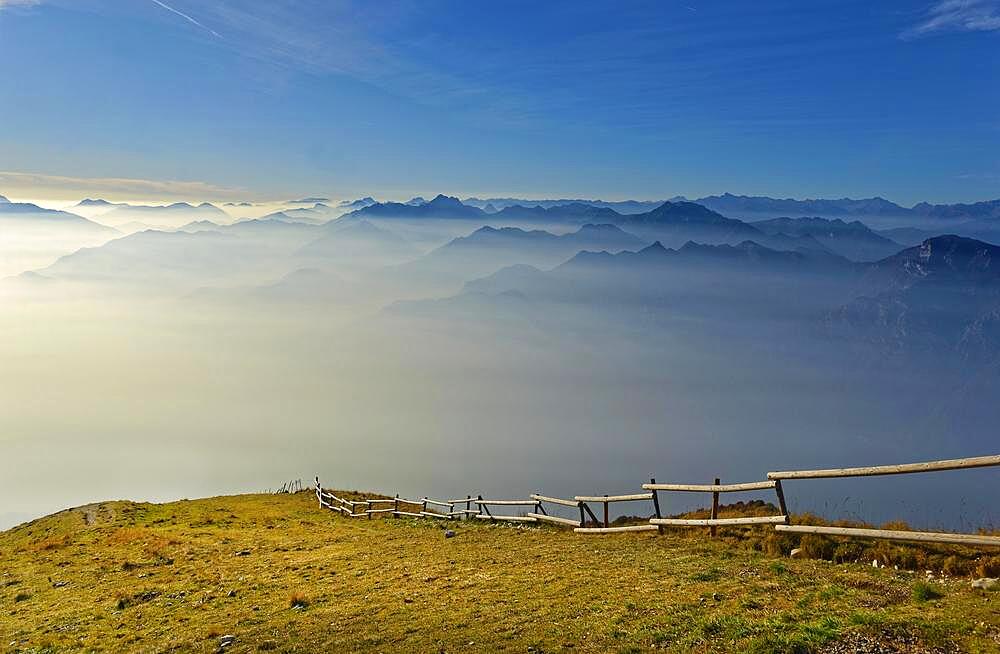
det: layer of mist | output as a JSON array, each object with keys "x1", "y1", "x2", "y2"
[{"x1": 2, "y1": 194, "x2": 999, "y2": 532}]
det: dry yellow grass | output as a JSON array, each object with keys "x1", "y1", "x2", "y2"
[{"x1": 1, "y1": 492, "x2": 998, "y2": 653}]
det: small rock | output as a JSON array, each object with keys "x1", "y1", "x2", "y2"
[
  {"x1": 234, "y1": 549, "x2": 251, "y2": 557},
  {"x1": 789, "y1": 548, "x2": 803, "y2": 559},
  {"x1": 218, "y1": 634, "x2": 236, "y2": 648},
  {"x1": 971, "y1": 578, "x2": 998, "y2": 591},
  {"x1": 872, "y1": 559, "x2": 879, "y2": 568},
  {"x1": 444, "y1": 530, "x2": 456, "y2": 539}
]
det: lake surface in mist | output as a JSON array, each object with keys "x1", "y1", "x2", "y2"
[{"x1": 2, "y1": 294, "x2": 996, "y2": 533}]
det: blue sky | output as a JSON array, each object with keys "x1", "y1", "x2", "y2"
[{"x1": 0, "y1": 0, "x2": 998, "y2": 204}]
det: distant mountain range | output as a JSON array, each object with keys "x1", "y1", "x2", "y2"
[
  {"x1": 338, "y1": 197, "x2": 377, "y2": 209},
  {"x1": 259, "y1": 203, "x2": 338, "y2": 225},
  {"x1": 457, "y1": 193, "x2": 1000, "y2": 223},
  {"x1": 93, "y1": 202, "x2": 230, "y2": 229},
  {"x1": 386, "y1": 222, "x2": 648, "y2": 293},
  {"x1": 463, "y1": 197, "x2": 669, "y2": 214},
  {"x1": 345, "y1": 194, "x2": 487, "y2": 221},
  {"x1": 1, "y1": 201, "x2": 116, "y2": 233},
  {"x1": 75, "y1": 198, "x2": 127, "y2": 208},
  {"x1": 289, "y1": 197, "x2": 330, "y2": 204}
]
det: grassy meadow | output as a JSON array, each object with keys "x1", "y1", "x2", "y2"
[{"x1": 1, "y1": 491, "x2": 998, "y2": 653}]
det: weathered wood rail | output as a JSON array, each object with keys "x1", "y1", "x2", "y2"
[
  {"x1": 313, "y1": 453, "x2": 1000, "y2": 548},
  {"x1": 573, "y1": 492, "x2": 658, "y2": 534},
  {"x1": 644, "y1": 476, "x2": 788, "y2": 536},
  {"x1": 768, "y1": 455, "x2": 1000, "y2": 547}
]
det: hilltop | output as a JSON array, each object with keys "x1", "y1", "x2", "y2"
[{"x1": 2, "y1": 492, "x2": 998, "y2": 653}]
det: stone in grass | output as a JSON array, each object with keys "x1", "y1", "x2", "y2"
[
  {"x1": 789, "y1": 548, "x2": 803, "y2": 559},
  {"x1": 972, "y1": 578, "x2": 998, "y2": 591},
  {"x1": 444, "y1": 529, "x2": 456, "y2": 539},
  {"x1": 218, "y1": 635, "x2": 236, "y2": 648}
]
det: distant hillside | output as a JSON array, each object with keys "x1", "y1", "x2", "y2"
[
  {"x1": 610, "y1": 201, "x2": 764, "y2": 246},
  {"x1": 338, "y1": 196, "x2": 377, "y2": 209},
  {"x1": 0, "y1": 202, "x2": 117, "y2": 232},
  {"x1": 98, "y1": 202, "x2": 229, "y2": 228},
  {"x1": 74, "y1": 198, "x2": 127, "y2": 209},
  {"x1": 751, "y1": 216, "x2": 904, "y2": 262},
  {"x1": 491, "y1": 202, "x2": 623, "y2": 225},
  {"x1": 394, "y1": 223, "x2": 647, "y2": 284},
  {"x1": 297, "y1": 219, "x2": 419, "y2": 265},
  {"x1": 830, "y1": 236, "x2": 1000, "y2": 358}
]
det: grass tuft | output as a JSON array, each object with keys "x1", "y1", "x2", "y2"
[
  {"x1": 289, "y1": 590, "x2": 310, "y2": 609},
  {"x1": 912, "y1": 581, "x2": 945, "y2": 602}
]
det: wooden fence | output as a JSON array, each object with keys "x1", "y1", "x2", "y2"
[{"x1": 314, "y1": 453, "x2": 1000, "y2": 548}]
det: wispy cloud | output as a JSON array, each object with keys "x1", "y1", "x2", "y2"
[
  {"x1": 0, "y1": 171, "x2": 246, "y2": 201},
  {"x1": 150, "y1": 0, "x2": 222, "y2": 39},
  {"x1": 0, "y1": 0, "x2": 41, "y2": 9},
  {"x1": 901, "y1": 0, "x2": 1000, "y2": 39}
]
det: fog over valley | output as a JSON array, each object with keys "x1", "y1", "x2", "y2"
[{"x1": 2, "y1": 192, "x2": 999, "y2": 531}]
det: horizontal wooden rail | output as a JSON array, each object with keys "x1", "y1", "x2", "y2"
[
  {"x1": 775, "y1": 524, "x2": 1000, "y2": 547},
  {"x1": 574, "y1": 493, "x2": 652, "y2": 503},
  {"x1": 475, "y1": 500, "x2": 535, "y2": 507},
  {"x1": 365, "y1": 508, "x2": 395, "y2": 515},
  {"x1": 768, "y1": 454, "x2": 1000, "y2": 480},
  {"x1": 366, "y1": 498, "x2": 396, "y2": 505},
  {"x1": 474, "y1": 514, "x2": 537, "y2": 523},
  {"x1": 420, "y1": 511, "x2": 451, "y2": 519},
  {"x1": 422, "y1": 498, "x2": 453, "y2": 508},
  {"x1": 651, "y1": 515, "x2": 787, "y2": 527},
  {"x1": 643, "y1": 481, "x2": 775, "y2": 493},
  {"x1": 530, "y1": 493, "x2": 579, "y2": 507},
  {"x1": 448, "y1": 510, "x2": 480, "y2": 516},
  {"x1": 575, "y1": 524, "x2": 659, "y2": 534},
  {"x1": 396, "y1": 498, "x2": 424, "y2": 506},
  {"x1": 527, "y1": 513, "x2": 581, "y2": 527}
]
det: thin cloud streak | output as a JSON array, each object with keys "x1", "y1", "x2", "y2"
[
  {"x1": 0, "y1": 170, "x2": 246, "y2": 201},
  {"x1": 150, "y1": 0, "x2": 222, "y2": 39},
  {"x1": 0, "y1": 0, "x2": 41, "y2": 8},
  {"x1": 901, "y1": 0, "x2": 1000, "y2": 39}
]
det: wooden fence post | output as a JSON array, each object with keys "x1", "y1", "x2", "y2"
[
  {"x1": 710, "y1": 478, "x2": 720, "y2": 537},
  {"x1": 650, "y1": 477, "x2": 664, "y2": 535},
  {"x1": 603, "y1": 495, "x2": 610, "y2": 528},
  {"x1": 393, "y1": 494, "x2": 399, "y2": 519},
  {"x1": 466, "y1": 495, "x2": 472, "y2": 521},
  {"x1": 773, "y1": 480, "x2": 789, "y2": 524}
]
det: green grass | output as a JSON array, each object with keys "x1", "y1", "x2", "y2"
[
  {"x1": 912, "y1": 580, "x2": 945, "y2": 602},
  {"x1": 1, "y1": 492, "x2": 998, "y2": 653}
]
